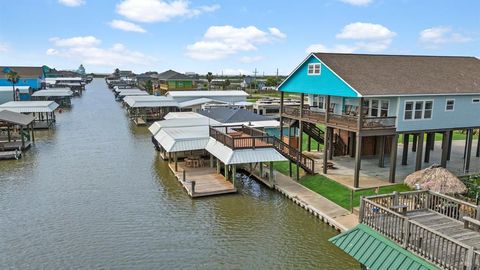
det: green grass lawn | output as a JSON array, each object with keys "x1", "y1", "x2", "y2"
[
  {"x1": 399, "y1": 131, "x2": 478, "y2": 143},
  {"x1": 273, "y1": 161, "x2": 302, "y2": 178},
  {"x1": 300, "y1": 174, "x2": 411, "y2": 209}
]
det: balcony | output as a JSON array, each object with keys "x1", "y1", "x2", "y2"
[
  {"x1": 282, "y1": 106, "x2": 396, "y2": 131},
  {"x1": 360, "y1": 191, "x2": 480, "y2": 270}
]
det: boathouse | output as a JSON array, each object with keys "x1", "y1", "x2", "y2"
[
  {"x1": 278, "y1": 53, "x2": 480, "y2": 188},
  {"x1": 0, "y1": 110, "x2": 35, "y2": 159},
  {"x1": 0, "y1": 101, "x2": 59, "y2": 129},
  {"x1": 32, "y1": 88, "x2": 73, "y2": 107},
  {"x1": 123, "y1": 95, "x2": 179, "y2": 125}
]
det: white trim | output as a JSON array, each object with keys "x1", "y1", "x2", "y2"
[
  {"x1": 472, "y1": 98, "x2": 480, "y2": 104},
  {"x1": 365, "y1": 98, "x2": 390, "y2": 117},
  {"x1": 445, "y1": 98, "x2": 455, "y2": 112},
  {"x1": 307, "y1": 63, "x2": 321, "y2": 76}
]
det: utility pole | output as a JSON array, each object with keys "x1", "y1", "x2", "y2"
[{"x1": 252, "y1": 68, "x2": 258, "y2": 90}]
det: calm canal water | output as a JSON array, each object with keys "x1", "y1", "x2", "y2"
[{"x1": 0, "y1": 79, "x2": 358, "y2": 269}]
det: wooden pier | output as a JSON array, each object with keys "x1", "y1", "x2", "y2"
[
  {"x1": 0, "y1": 150, "x2": 21, "y2": 160},
  {"x1": 168, "y1": 161, "x2": 236, "y2": 198}
]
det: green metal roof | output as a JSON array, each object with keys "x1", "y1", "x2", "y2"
[{"x1": 329, "y1": 224, "x2": 438, "y2": 270}]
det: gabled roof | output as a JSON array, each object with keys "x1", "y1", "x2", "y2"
[
  {"x1": 1, "y1": 66, "x2": 44, "y2": 78},
  {"x1": 156, "y1": 70, "x2": 192, "y2": 80},
  {"x1": 313, "y1": 53, "x2": 480, "y2": 96},
  {"x1": 198, "y1": 107, "x2": 272, "y2": 123},
  {"x1": 177, "y1": 98, "x2": 227, "y2": 108},
  {"x1": 0, "y1": 110, "x2": 35, "y2": 125},
  {"x1": 330, "y1": 224, "x2": 437, "y2": 270}
]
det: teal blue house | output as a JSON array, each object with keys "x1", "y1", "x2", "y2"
[{"x1": 278, "y1": 53, "x2": 480, "y2": 187}]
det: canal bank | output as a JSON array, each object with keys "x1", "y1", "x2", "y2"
[{"x1": 0, "y1": 79, "x2": 358, "y2": 269}]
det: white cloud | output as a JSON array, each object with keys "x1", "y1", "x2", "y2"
[
  {"x1": 269, "y1": 27, "x2": 287, "y2": 39},
  {"x1": 109, "y1": 20, "x2": 146, "y2": 33},
  {"x1": 305, "y1": 43, "x2": 357, "y2": 54},
  {"x1": 419, "y1": 26, "x2": 472, "y2": 47},
  {"x1": 116, "y1": 0, "x2": 219, "y2": 23},
  {"x1": 49, "y1": 36, "x2": 101, "y2": 47},
  {"x1": 58, "y1": 0, "x2": 85, "y2": 7},
  {"x1": 335, "y1": 22, "x2": 396, "y2": 52},
  {"x1": 340, "y1": 0, "x2": 372, "y2": 6},
  {"x1": 240, "y1": 56, "x2": 264, "y2": 63},
  {"x1": 46, "y1": 36, "x2": 151, "y2": 67},
  {"x1": 221, "y1": 68, "x2": 248, "y2": 75},
  {"x1": 186, "y1": 25, "x2": 285, "y2": 60}
]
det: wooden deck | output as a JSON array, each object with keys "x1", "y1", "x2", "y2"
[
  {"x1": 168, "y1": 161, "x2": 236, "y2": 198},
  {"x1": 361, "y1": 191, "x2": 480, "y2": 270},
  {"x1": 0, "y1": 141, "x2": 31, "y2": 150}
]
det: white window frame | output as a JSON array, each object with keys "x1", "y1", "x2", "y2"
[
  {"x1": 311, "y1": 95, "x2": 325, "y2": 110},
  {"x1": 307, "y1": 63, "x2": 321, "y2": 76},
  {"x1": 404, "y1": 100, "x2": 434, "y2": 121},
  {"x1": 445, "y1": 98, "x2": 455, "y2": 111},
  {"x1": 473, "y1": 98, "x2": 480, "y2": 104},
  {"x1": 366, "y1": 99, "x2": 389, "y2": 117}
]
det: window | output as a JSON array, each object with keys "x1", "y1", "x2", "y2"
[
  {"x1": 404, "y1": 100, "x2": 433, "y2": 120},
  {"x1": 307, "y1": 63, "x2": 321, "y2": 75},
  {"x1": 365, "y1": 99, "x2": 389, "y2": 117},
  {"x1": 473, "y1": 98, "x2": 480, "y2": 104},
  {"x1": 445, "y1": 99, "x2": 455, "y2": 111},
  {"x1": 311, "y1": 95, "x2": 325, "y2": 110}
]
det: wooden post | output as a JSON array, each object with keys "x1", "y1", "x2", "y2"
[
  {"x1": 20, "y1": 126, "x2": 25, "y2": 149},
  {"x1": 30, "y1": 124, "x2": 35, "y2": 142},
  {"x1": 280, "y1": 91, "x2": 284, "y2": 140},
  {"x1": 447, "y1": 130, "x2": 453, "y2": 160},
  {"x1": 358, "y1": 196, "x2": 365, "y2": 223},
  {"x1": 477, "y1": 129, "x2": 480, "y2": 157},
  {"x1": 402, "y1": 133, "x2": 409, "y2": 165},
  {"x1": 289, "y1": 161, "x2": 293, "y2": 178},
  {"x1": 287, "y1": 124, "x2": 292, "y2": 146},
  {"x1": 412, "y1": 134, "x2": 417, "y2": 152},
  {"x1": 354, "y1": 133, "x2": 362, "y2": 188},
  {"x1": 232, "y1": 165, "x2": 236, "y2": 185},
  {"x1": 441, "y1": 131, "x2": 450, "y2": 168},
  {"x1": 191, "y1": 181, "x2": 196, "y2": 195},
  {"x1": 349, "y1": 131, "x2": 355, "y2": 158},
  {"x1": 225, "y1": 165, "x2": 230, "y2": 180},
  {"x1": 328, "y1": 128, "x2": 334, "y2": 160},
  {"x1": 307, "y1": 136, "x2": 311, "y2": 152},
  {"x1": 259, "y1": 162, "x2": 263, "y2": 177},
  {"x1": 210, "y1": 155, "x2": 214, "y2": 168},
  {"x1": 402, "y1": 218, "x2": 410, "y2": 248},
  {"x1": 269, "y1": 161, "x2": 274, "y2": 186},
  {"x1": 216, "y1": 159, "x2": 220, "y2": 174},
  {"x1": 174, "y1": 152, "x2": 178, "y2": 172},
  {"x1": 424, "y1": 133, "x2": 432, "y2": 163},
  {"x1": 464, "y1": 128, "x2": 473, "y2": 173},
  {"x1": 389, "y1": 134, "x2": 398, "y2": 183},
  {"x1": 323, "y1": 127, "x2": 330, "y2": 174},
  {"x1": 325, "y1": 95, "x2": 331, "y2": 123},
  {"x1": 466, "y1": 246, "x2": 475, "y2": 270},
  {"x1": 378, "y1": 136, "x2": 386, "y2": 168},
  {"x1": 7, "y1": 124, "x2": 11, "y2": 142},
  {"x1": 182, "y1": 170, "x2": 186, "y2": 182},
  {"x1": 299, "y1": 93, "x2": 305, "y2": 151},
  {"x1": 415, "y1": 132, "x2": 424, "y2": 171}
]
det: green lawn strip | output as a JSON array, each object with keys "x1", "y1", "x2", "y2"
[
  {"x1": 273, "y1": 161, "x2": 302, "y2": 178},
  {"x1": 398, "y1": 131, "x2": 478, "y2": 143},
  {"x1": 299, "y1": 174, "x2": 410, "y2": 209}
]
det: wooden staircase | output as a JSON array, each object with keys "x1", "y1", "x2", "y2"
[
  {"x1": 270, "y1": 136, "x2": 315, "y2": 174},
  {"x1": 302, "y1": 122, "x2": 325, "y2": 145}
]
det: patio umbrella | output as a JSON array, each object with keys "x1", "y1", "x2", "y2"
[{"x1": 404, "y1": 164, "x2": 467, "y2": 194}]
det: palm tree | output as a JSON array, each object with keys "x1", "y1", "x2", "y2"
[
  {"x1": 206, "y1": 72, "x2": 213, "y2": 90},
  {"x1": 6, "y1": 70, "x2": 20, "y2": 101}
]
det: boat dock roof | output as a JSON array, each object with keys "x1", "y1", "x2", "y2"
[
  {"x1": 123, "y1": 95, "x2": 179, "y2": 108},
  {"x1": 32, "y1": 89, "x2": 73, "y2": 97},
  {"x1": 0, "y1": 101, "x2": 59, "y2": 113}
]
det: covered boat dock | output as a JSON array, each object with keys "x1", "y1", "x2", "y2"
[
  {"x1": 0, "y1": 110, "x2": 35, "y2": 159},
  {"x1": 124, "y1": 96, "x2": 179, "y2": 125},
  {"x1": 0, "y1": 101, "x2": 59, "y2": 129},
  {"x1": 32, "y1": 88, "x2": 73, "y2": 107}
]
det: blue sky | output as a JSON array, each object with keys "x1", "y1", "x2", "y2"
[{"x1": 0, "y1": 0, "x2": 478, "y2": 75}]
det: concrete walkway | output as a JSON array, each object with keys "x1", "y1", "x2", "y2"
[{"x1": 273, "y1": 171, "x2": 358, "y2": 232}]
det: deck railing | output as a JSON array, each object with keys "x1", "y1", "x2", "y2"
[
  {"x1": 360, "y1": 191, "x2": 480, "y2": 270},
  {"x1": 282, "y1": 106, "x2": 396, "y2": 130}
]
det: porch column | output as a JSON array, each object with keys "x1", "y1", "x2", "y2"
[
  {"x1": 328, "y1": 128, "x2": 334, "y2": 160},
  {"x1": 298, "y1": 93, "x2": 304, "y2": 153},
  {"x1": 210, "y1": 155, "x2": 214, "y2": 168},
  {"x1": 412, "y1": 134, "x2": 417, "y2": 152},
  {"x1": 259, "y1": 162, "x2": 263, "y2": 177},
  {"x1": 349, "y1": 131, "x2": 355, "y2": 157},
  {"x1": 280, "y1": 91, "x2": 284, "y2": 140},
  {"x1": 287, "y1": 124, "x2": 292, "y2": 145},
  {"x1": 389, "y1": 134, "x2": 398, "y2": 183},
  {"x1": 378, "y1": 136, "x2": 386, "y2": 168},
  {"x1": 424, "y1": 133, "x2": 432, "y2": 163},
  {"x1": 402, "y1": 133, "x2": 409, "y2": 165},
  {"x1": 307, "y1": 136, "x2": 311, "y2": 152},
  {"x1": 476, "y1": 128, "x2": 480, "y2": 157},
  {"x1": 323, "y1": 126, "x2": 330, "y2": 174},
  {"x1": 441, "y1": 130, "x2": 450, "y2": 168},
  {"x1": 216, "y1": 158, "x2": 220, "y2": 174},
  {"x1": 447, "y1": 130, "x2": 453, "y2": 160},
  {"x1": 415, "y1": 132, "x2": 424, "y2": 171},
  {"x1": 464, "y1": 128, "x2": 473, "y2": 173},
  {"x1": 354, "y1": 133, "x2": 362, "y2": 188},
  {"x1": 30, "y1": 124, "x2": 35, "y2": 142},
  {"x1": 225, "y1": 165, "x2": 230, "y2": 180},
  {"x1": 7, "y1": 124, "x2": 11, "y2": 142}
]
